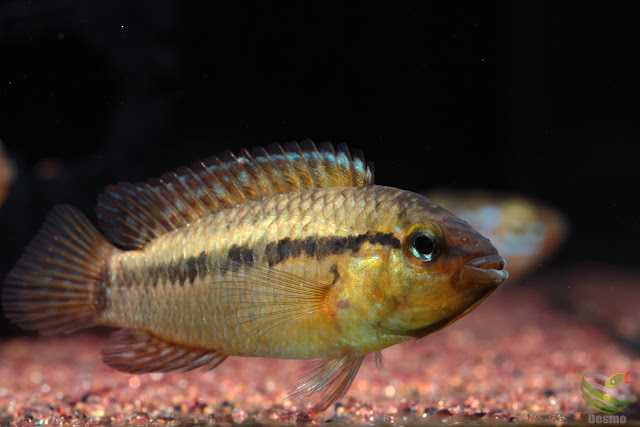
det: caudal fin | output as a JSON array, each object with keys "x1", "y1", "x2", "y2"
[{"x1": 2, "y1": 205, "x2": 114, "y2": 334}]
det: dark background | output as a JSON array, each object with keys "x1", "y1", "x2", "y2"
[{"x1": 0, "y1": 1, "x2": 638, "y2": 336}]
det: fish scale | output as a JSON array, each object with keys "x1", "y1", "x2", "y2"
[
  {"x1": 2, "y1": 141, "x2": 508, "y2": 411},
  {"x1": 104, "y1": 186, "x2": 404, "y2": 359}
]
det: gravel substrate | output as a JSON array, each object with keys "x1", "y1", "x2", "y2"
[{"x1": 1, "y1": 267, "x2": 638, "y2": 426}]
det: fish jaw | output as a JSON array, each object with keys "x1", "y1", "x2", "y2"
[
  {"x1": 426, "y1": 253, "x2": 509, "y2": 332},
  {"x1": 425, "y1": 251, "x2": 508, "y2": 334}
]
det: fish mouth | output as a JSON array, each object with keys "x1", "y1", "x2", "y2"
[{"x1": 459, "y1": 254, "x2": 509, "y2": 288}]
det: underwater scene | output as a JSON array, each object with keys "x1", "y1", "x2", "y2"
[{"x1": 0, "y1": 2, "x2": 638, "y2": 426}]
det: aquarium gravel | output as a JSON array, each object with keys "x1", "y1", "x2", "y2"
[{"x1": 1, "y1": 267, "x2": 638, "y2": 426}]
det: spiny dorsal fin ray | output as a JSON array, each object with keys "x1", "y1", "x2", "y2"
[{"x1": 97, "y1": 140, "x2": 373, "y2": 249}]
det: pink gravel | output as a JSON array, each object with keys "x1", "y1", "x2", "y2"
[{"x1": 1, "y1": 266, "x2": 638, "y2": 426}]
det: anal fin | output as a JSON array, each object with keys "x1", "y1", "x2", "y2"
[
  {"x1": 289, "y1": 354, "x2": 365, "y2": 412},
  {"x1": 102, "y1": 328, "x2": 227, "y2": 373}
]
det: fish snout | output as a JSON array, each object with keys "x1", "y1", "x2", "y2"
[{"x1": 456, "y1": 254, "x2": 509, "y2": 290}]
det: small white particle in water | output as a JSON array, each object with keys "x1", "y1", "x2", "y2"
[
  {"x1": 57, "y1": 32, "x2": 64, "y2": 40},
  {"x1": 384, "y1": 385, "x2": 396, "y2": 397},
  {"x1": 0, "y1": 387, "x2": 7, "y2": 397},
  {"x1": 266, "y1": 380, "x2": 276, "y2": 392},
  {"x1": 150, "y1": 373, "x2": 164, "y2": 381},
  {"x1": 41, "y1": 384, "x2": 51, "y2": 393},
  {"x1": 178, "y1": 379, "x2": 189, "y2": 389}
]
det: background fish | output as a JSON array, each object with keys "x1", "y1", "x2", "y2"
[
  {"x1": 426, "y1": 189, "x2": 567, "y2": 281},
  {"x1": 0, "y1": 140, "x2": 14, "y2": 207},
  {"x1": 3, "y1": 141, "x2": 508, "y2": 411}
]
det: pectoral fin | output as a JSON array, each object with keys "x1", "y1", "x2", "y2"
[
  {"x1": 209, "y1": 261, "x2": 333, "y2": 337},
  {"x1": 289, "y1": 354, "x2": 365, "y2": 412}
]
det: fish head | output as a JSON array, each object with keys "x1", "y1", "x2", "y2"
[{"x1": 372, "y1": 196, "x2": 509, "y2": 339}]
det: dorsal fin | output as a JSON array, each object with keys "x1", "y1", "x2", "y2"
[{"x1": 96, "y1": 140, "x2": 374, "y2": 249}]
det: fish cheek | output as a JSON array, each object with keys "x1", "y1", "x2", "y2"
[
  {"x1": 335, "y1": 249, "x2": 395, "y2": 325},
  {"x1": 390, "y1": 284, "x2": 454, "y2": 331},
  {"x1": 381, "y1": 255, "x2": 460, "y2": 332}
]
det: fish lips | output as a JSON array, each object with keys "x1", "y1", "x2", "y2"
[{"x1": 457, "y1": 254, "x2": 509, "y2": 289}]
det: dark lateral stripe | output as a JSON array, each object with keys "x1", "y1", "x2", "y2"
[
  {"x1": 222, "y1": 245, "x2": 255, "y2": 274},
  {"x1": 143, "y1": 250, "x2": 209, "y2": 287},
  {"x1": 139, "y1": 231, "x2": 399, "y2": 286},
  {"x1": 143, "y1": 246, "x2": 255, "y2": 286},
  {"x1": 264, "y1": 231, "x2": 401, "y2": 267}
]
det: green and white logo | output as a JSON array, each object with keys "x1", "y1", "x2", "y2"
[{"x1": 581, "y1": 371, "x2": 633, "y2": 414}]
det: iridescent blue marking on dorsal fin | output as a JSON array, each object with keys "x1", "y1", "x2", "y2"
[{"x1": 96, "y1": 140, "x2": 374, "y2": 249}]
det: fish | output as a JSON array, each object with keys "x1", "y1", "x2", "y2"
[
  {"x1": 2, "y1": 141, "x2": 508, "y2": 411},
  {"x1": 0, "y1": 140, "x2": 14, "y2": 206},
  {"x1": 426, "y1": 189, "x2": 567, "y2": 281}
]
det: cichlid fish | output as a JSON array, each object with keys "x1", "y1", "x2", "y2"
[
  {"x1": 426, "y1": 189, "x2": 567, "y2": 281},
  {"x1": 0, "y1": 140, "x2": 14, "y2": 206},
  {"x1": 3, "y1": 141, "x2": 508, "y2": 411}
]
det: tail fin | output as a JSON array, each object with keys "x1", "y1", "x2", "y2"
[{"x1": 2, "y1": 205, "x2": 114, "y2": 334}]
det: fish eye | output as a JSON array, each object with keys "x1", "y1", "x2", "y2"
[
  {"x1": 404, "y1": 222, "x2": 443, "y2": 263},
  {"x1": 412, "y1": 234, "x2": 434, "y2": 259}
]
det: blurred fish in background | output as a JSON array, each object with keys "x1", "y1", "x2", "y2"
[
  {"x1": 0, "y1": 141, "x2": 15, "y2": 207},
  {"x1": 426, "y1": 189, "x2": 568, "y2": 281}
]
